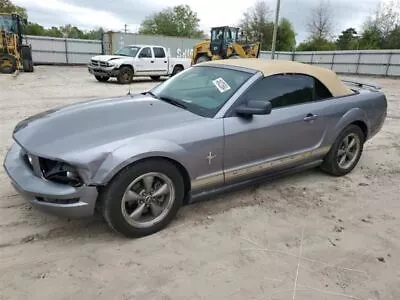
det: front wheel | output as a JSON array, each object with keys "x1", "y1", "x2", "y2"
[
  {"x1": 321, "y1": 125, "x2": 365, "y2": 176},
  {"x1": 117, "y1": 66, "x2": 134, "y2": 84},
  {"x1": 100, "y1": 159, "x2": 184, "y2": 238}
]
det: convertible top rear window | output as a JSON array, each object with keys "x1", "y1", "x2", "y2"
[{"x1": 151, "y1": 66, "x2": 253, "y2": 117}]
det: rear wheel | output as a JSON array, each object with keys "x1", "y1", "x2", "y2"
[
  {"x1": 117, "y1": 66, "x2": 134, "y2": 84},
  {"x1": 0, "y1": 54, "x2": 17, "y2": 74},
  {"x1": 95, "y1": 75, "x2": 110, "y2": 82},
  {"x1": 100, "y1": 159, "x2": 185, "y2": 238},
  {"x1": 321, "y1": 125, "x2": 365, "y2": 176},
  {"x1": 172, "y1": 65, "x2": 184, "y2": 76}
]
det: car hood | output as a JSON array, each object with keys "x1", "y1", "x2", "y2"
[
  {"x1": 12, "y1": 94, "x2": 202, "y2": 159},
  {"x1": 91, "y1": 55, "x2": 127, "y2": 62}
]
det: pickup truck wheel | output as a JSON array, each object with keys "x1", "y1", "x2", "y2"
[
  {"x1": 100, "y1": 159, "x2": 184, "y2": 238},
  {"x1": 321, "y1": 125, "x2": 365, "y2": 176},
  {"x1": 117, "y1": 66, "x2": 133, "y2": 84},
  {"x1": 95, "y1": 75, "x2": 109, "y2": 82},
  {"x1": 172, "y1": 65, "x2": 183, "y2": 76}
]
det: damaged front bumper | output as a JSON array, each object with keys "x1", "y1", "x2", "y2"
[
  {"x1": 88, "y1": 64, "x2": 119, "y2": 77},
  {"x1": 3, "y1": 143, "x2": 98, "y2": 218}
]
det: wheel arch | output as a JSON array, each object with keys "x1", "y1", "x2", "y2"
[
  {"x1": 100, "y1": 155, "x2": 191, "y2": 204},
  {"x1": 327, "y1": 108, "x2": 369, "y2": 146},
  {"x1": 118, "y1": 64, "x2": 134, "y2": 73}
]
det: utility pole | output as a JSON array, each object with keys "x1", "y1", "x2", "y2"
[{"x1": 271, "y1": 0, "x2": 281, "y2": 60}]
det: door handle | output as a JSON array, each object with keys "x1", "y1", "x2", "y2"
[
  {"x1": 303, "y1": 113, "x2": 318, "y2": 122},
  {"x1": 151, "y1": 60, "x2": 154, "y2": 63},
  {"x1": 164, "y1": 61, "x2": 167, "y2": 63}
]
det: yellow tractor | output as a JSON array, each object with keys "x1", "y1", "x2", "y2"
[
  {"x1": 0, "y1": 13, "x2": 34, "y2": 74},
  {"x1": 191, "y1": 26, "x2": 261, "y2": 65}
]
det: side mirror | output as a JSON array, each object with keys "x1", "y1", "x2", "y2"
[{"x1": 236, "y1": 100, "x2": 272, "y2": 116}]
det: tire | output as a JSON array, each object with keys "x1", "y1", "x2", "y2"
[
  {"x1": 321, "y1": 125, "x2": 365, "y2": 176},
  {"x1": 99, "y1": 159, "x2": 185, "y2": 238},
  {"x1": 95, "y1": 75, "x2": 110, "y2": 82},
  {"x1": 150, "y1": 75, "x2": 161, "y2": 81},
  {"x1": 0, "y1": 54, "x2": 17, "y2": 74},
  {"x1": 195, "y1": 55, "x2": 211, "y2": 64},
  {"x1": 172, "y1": 65, "x2": 184, "y2": 76},
  {"x1": 23, "y1": 59, "x2": 34, "y2": 72},
  {"x1": 117, "y1": 66, "x2": 134, "y2": 84}
]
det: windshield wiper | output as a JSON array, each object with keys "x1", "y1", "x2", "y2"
[
  {"x1": 159, "y1": 96, "x2": 188, "y2": 110},
  {"x1": 143, "y1": 91, "x2": 159, "y2": 98},
  {"x1": 142, "y1": 92, "x2": 187, "y2": 110}
]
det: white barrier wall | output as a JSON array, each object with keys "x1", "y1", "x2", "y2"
[
  {"x1": 26, "y1": 35, "x2": 102, "y2": 65},
  {"x1": 24, "y1": 34, "x2": 400, "y2": 76},
  {"x1": 261, "y1": 50, "x2": 400, "y2": 76}
]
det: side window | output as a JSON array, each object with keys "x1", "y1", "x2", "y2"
[
  {"x1": 243, "y1": 74, "x2": 315, "y2": 109},
  {"x1": 153, "y1": 47, "x2": 166, "y2": 58},
  {"x1": 314, "y1": 78, "x2": 333, "y2": 100},
  {"x1": 139, "y1": 47, "x2": 152, "y2": 58}
]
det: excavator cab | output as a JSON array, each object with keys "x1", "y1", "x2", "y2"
[
  {"x1": 191, "y1": 25, "x2": 261, "y2": 65},
  {"x1": 0, "y1": 13, "x2": 33, "y2": 74}
]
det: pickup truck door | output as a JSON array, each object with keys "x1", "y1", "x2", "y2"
[
  {"x1": 223, "y1": 74, "x2": 331, "y2": 184},
  {"x1": 151, "y1": 47, "x2": 169, "y2": 76},
  {"x1": 135, "y1": 47, "x2": 154, "y2": 76}
]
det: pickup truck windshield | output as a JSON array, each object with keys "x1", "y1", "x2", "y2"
[
  {"x1": 115, "y1": 46, "x2": 140, "y2": 57},
  {"x1": 151, "y1": 66, "x2": 252, "y2": 117}
]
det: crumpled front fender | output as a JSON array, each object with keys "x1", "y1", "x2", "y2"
[{"x1": 88, "y1": 139, "x2": 190, "y2": 185}]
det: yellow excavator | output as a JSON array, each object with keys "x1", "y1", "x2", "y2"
[
  {"x1": 191, "y1": 26, "x2": 261, "y2": 65},
  {"x1": 0, "y1": 12, "x2": 34, "y2": 74}
]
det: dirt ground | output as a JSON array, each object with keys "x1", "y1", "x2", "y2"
[{"x1": 0, "y1": 66, "x2": 399, "y2": 300}]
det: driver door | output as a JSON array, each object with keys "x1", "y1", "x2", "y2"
[
  {"x1": 135, "y1": 47, "x2": 154, "y2": 76},
  {"x1": 223, "y1": 74, "x2": 330, "y2": 184}
]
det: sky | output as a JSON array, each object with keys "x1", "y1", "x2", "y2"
[{"x1": 13, "y1": 0, "x2": 389, "y2": 43}]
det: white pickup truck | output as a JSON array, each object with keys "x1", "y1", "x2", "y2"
[{"x1": 88, "y1": 44, "x2": 191, "y2": 84}]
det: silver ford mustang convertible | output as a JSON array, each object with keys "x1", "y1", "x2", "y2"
[{"x1": 3, "y1": 59, "x2": 387, "y2": 237}]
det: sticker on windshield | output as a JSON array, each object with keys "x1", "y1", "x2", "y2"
[{"x1": 212, "y1": 77, "x2": 231, "y2": 93}]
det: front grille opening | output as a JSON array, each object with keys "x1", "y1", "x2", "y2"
[{"x1": 36, "y1": 197, "x2": 80, "y2": 205}]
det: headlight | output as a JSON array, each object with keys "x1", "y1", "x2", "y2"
[{"x1": 39, "y1": 158, "x2": 83, "y2": 187}]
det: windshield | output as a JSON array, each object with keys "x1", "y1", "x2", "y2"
[
  {"x1": 151, "y1": 66, "x2": 253, "y2": 117},
  {"x1": 0, "y1": 15, "x2": 17, "y2": 33},
  {"x1": 115, "y1": 46, "x2": 140, "y2": 57}
]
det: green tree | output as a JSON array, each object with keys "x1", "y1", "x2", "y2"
[
  {"x1": 59, "y1": 24, "x2": 86, "y2": 39},
  {"x1": 45, "y1": 26, "x2": 63, "y2": 38},
  {"x1": 297, "y1": 37, "x2": 336, "y2": 51},
  {"x1": 240, "y1": 0, "x2": 273, "y2": 50},
  {"x1": 139, "y1": 4, "x2": 204, "y2": 38},
  {"x1": 240, "y1": 1, "x2": 296, "y2": 51},
  {"x1": 276, "y1": 18, "x2": 296, "y2": 51},
  {"x1": 24, "y1": 22, "x2": 46, "y2": 35},
  {"x1": 0, "y1": 0, "x2": 27, "y2": 19},
  {"x1": 336, "y1": 28, "x2": 359, "y2": 50}
]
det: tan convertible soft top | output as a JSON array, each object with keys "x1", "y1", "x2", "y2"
[{"x1": 202, "y1": 58, "x2": 353, "y2": 97}]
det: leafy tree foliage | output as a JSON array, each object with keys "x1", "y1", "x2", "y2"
[
  {"x1": 240, "y1": 0, "x2": 296, "y2": 51},
  {"x1": 0, "y1": 0, "x2": 27, "y2": 19},
  {"x1": 139, "y1": 5, "x2": 204, "y2": 38}
]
